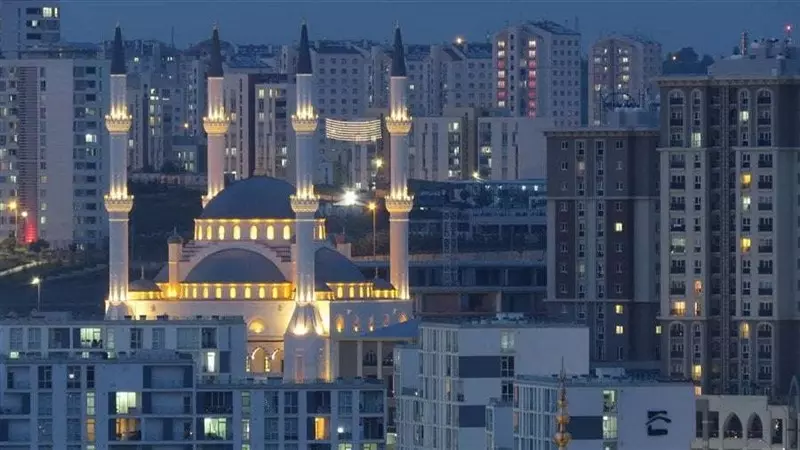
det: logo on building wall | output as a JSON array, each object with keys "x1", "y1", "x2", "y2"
[{"x1": 646, "y1": 410, "x2": 672, "y2": 436}]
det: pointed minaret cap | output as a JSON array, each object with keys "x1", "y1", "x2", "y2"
[
  {"x1": 297, "y1": 20, "x2": 313, "y2": 75},
  {"x1": 110, "y1": 24, "x2": 126, "y2": 75},
  {"x1": 391, "y1": 23, "x2": 407, "y2": 77},
  {"x1": 208, "y1": 25, "x2": 224, "y2": 78}
]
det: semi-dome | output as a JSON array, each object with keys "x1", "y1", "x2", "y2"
[
  {"x1": 315, "y1": 247, "x2": 367, "y2": 283},
  {"x1": 200, "y1": 176, "x2": 295, "y2": 220},
  {"x1": 186, "y1": 248, "x2": 288, "y2": 283},
  {"x1": 129, "y1": 279, "x2": 160, "y2": 292}
]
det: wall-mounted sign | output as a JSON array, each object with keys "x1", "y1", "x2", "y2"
[{"x1": 646, "y1": 410, "x2": 672, "y2": 436}]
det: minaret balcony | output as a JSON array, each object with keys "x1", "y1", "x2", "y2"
[
  {"x1": 292, "y1": 114, "x2": 319, "y2": 134},
  {"x1": 385, "y1": 196, "x2": 414, "y2": 214},
  {"x1": 104, "y1": 194, "x2": 134, "y2": 214},
  {"x1": 290, "y1": 196, "x2": 319, "y2": 214},
  {"x1": 385, "y1": 115, "x2": 412, "y2": 135},
  {"x1": 105, "y1": 114, "x2": 132, "y2": 133},
  {"x1": 203, "y1": 116, "x2": 230, "y2": 135}
]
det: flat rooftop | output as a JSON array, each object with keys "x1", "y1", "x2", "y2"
[
  {"x1": 0, "y1": 312, "x2": 246, "y2": 325},
  {"x1": 517, "y1": 373, "x2": 693, "y2": 388},
  {"x1": 420, "y1": 314, "x2": 584, "y2": 329}
]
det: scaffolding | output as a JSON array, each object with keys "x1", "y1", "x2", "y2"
[{"x1": 442, "y1": 208, "x2": 457, "y2": 286}]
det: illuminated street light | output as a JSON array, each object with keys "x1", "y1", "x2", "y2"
[
  {"x1": 20, "y1": 211, "x2": 28, "y2": 219},
  {"x1": 374, "y1": 158, "x2": 384, "y2": 169},
  {"x1": 342, "y1": 190, "x2": 358, "y2": 206},
  {"x1": 31, "y1": 277, "x2": 42, "y2": 311}
]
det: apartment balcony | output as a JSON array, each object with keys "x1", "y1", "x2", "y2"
[
  {"x1": 758, "y1": 225, "x2": 773, "y2": 233},
  {"x1": 758, "y1": 246, "x2": 773, "y2": 253},
  {"x1": 758, "y1": 352, "x2": 773, "y2": 359},
  {"x1": 757, "y1": 267, "x2": 773, "y2": 275},
  {"x1": 757, "y1": 160, "x2": 773, "y2": 168}
]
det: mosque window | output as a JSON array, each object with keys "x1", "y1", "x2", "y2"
[
  {"x1": 229, "y1": 287, "x2": 236, "y2": 298},
  {"x1": 272, "y1": 287, "x2": 279, "y2": 298},
  {"x1": 267, "y1": 225, "x2": 275, "y2": 240},
  {"x1": 197, "y1": 226, "x2": 204, "y2": 240},
  {"x1": 398, "y1": 312, "x2": 408, "y2": 323},
  {"x1": 368, "y1": 316, "x2": 375, "y2": 332},
  {"x1": 349, "y1": 287, "x2": 355, "y2": 298},
  {"x1": 335, "y1": 315, "x2": 345, "y2": 333},
  {"x1": 214, "y1": 287, "x2": 221, "y2": 298},
  {"x1": 353, "y1": 317, "x2": 361, "y2": 333},
  {"x1": 337, "y1": 286, "x2": 343, "y2": 297},
  {"x1": 249, "y1": 320, "x2": 265, "y2": 334},
  {"x1": 192, "y1": 287, "x2": 198, "y2": 298},
  {"x1": 249, "y1": 225, "x2": 258, "y2": 240},
  {"x1": 218, "y1": 226, "x2": 225, "y2": 240},
  {"x1": 282, "y1": 225, "x2": 291, "y2": 240},
  {"x1": 383, "y1": 314, "x2": 391, "y2": 327},
  {"x1": 233, "y1": 225, "x2": 241, "y2": 240},
  {"x1": 244, "y1": 287, "x2": 252, "y2": 299},
  {"x1": 206, "y1": 226, "x2": 212, "y2": 240},
  {"x1": 258, "y1": 287, "x2": 266, "y2": 299}
]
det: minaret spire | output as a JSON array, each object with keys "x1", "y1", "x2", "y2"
[
  {"x1": 385, "y1": 23, "x2": 413, "y2": 300},
  {"x1": 104, "y1": 24, "x2": 134, "y2": 319},
  {"x1": 201, "y1": 25, "x2": 229, "y2": 207},
  {"x1": 284, "y1": 20, "x2": 326, "y2": 384},
  {"x1": 553, "y1": 359, "x2": 572, "y2": 450}
]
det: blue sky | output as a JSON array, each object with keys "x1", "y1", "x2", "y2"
[{"x1": 63, "y1": 0, "x2": 796, "y2": 56}]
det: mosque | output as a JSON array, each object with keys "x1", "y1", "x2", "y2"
[{"x1": 103, "y1": 22, "x2": 415, "y2": 380}]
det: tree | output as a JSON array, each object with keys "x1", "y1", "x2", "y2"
[
  {"x1": 663, "y1": 47, "x2": 715, "y2": 75},
  {"x1": 28, "y1": 239, "x2": 50, "y2": 254}
]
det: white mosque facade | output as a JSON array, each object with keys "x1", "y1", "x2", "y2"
[{"x1": 105, "y1": 23, "x2": 414, "y2": 379}]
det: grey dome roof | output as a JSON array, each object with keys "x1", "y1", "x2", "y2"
[
  {"x1": 315, "y1": 247, "x2": 366, "y2": 283},
  {"x1": 200, "y1": 176, "x2": 295, "y2": 220},
  {"x1": 129, "y1": 279, "x2": 160, "y2": 292},
  {"x1": 186, "y1": 248, "x2": 288, "y2": 283}
]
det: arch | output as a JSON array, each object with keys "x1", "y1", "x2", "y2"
[
  {"x1": 398, "y1": 312, "x2": 409, "y2": 323},
  {"x1": 383, "y1": 314, "x2": 391, "y2": 327},
  {"x1": 282, "y1": 225, "x2": 291, "y2": 240},
  {"x1": 233, "y1": 225, "x2": 241, "y2": 240},
  {"x1": 335, "y1": 315, "x2": 345, "y2": 333},
  {"x1": 249, "y1": 347, "x2": 271, "y2": 373},
  {"x1": 217, "y1": 225, "x2": 226, "y2": 240},
  {"x1": 739, "y1": 88, "x2": 750, "y2": 106},
  {"x1": 197, "y1": 225, "x2": 204, "y2": 240},
  {"x1": 206, "y1": 225, "x2": 212, "y2": 240},
  {"x1": 757, "y1": 323, "x2": 773, "y2": 338},
  {"x1": 692, "y1": 323, "x2": 702, "y2": 336},
  {"x1": 353, "y1": 316, "x2": 361, "y2": 333},
  {"x1": 669, "y1": 322, "x2": 685, "y2": 337},
  {"x1": 368, "y1": 316, "x2": 376, "y2": 332},
  {"x1": 724, "y1": 413, "x2": 743, "y2": 438},
  {"x1": 747, "y1": 414, "x2": 763, "y2": 439},
  {"x1": 267, "y1": 225, "x2": 275, "y2": 240},
  {"x1": 249, "y1": 225, "x2": 258, "y2": 240},
  {"x1": 248, "y1": 319, "x2": 265, "y2": 334},
  {"x1": 668, "y1": 89, "x2": 685, "y2": 104},
  {"x1": 756, "y1": 88, "x2": 773, "y2": 105},
  {"x1": 691, "y1": 89, "x2": 703, "y2": 105}
]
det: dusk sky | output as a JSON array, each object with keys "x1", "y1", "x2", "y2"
[{"x1": 63, "y1": 0, "x2": 795, "y2": 56}]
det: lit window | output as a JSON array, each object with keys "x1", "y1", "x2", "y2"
[
  {"x1": 244, "y1": 287, "x2": 251, "y2": 299},
  {"x1": 206, "y1": 226, "x2": 211, "y2": 240},
  {"x1": 614, "y1": 304, "x2": 623, "y2": 314},
  {"x1": 233, "y1": 225, "x2": 241, "y2": 240},
  {"x1": 740, "y1": 323, "x2": 750, "y2": 339},
  {"x1": 614, "y1": 222, "x2": 623, "y2": 232},
  {"x1": 741, "y1": 237, "x2": 751, "y2": 252},
  {"x1": 229, "y1": 287, "x2": 236, "y2": 298},
  {"x1": 217, "y1": 226, "x2": 225, "y2": 240},
  {"x1": 282, "y1": 225, "x2": 290, "y2": 240},
  {"x1": 615, "y1": 325, "x2": 624, "y2": 335},
  {"x1": 655, "y1": 325, "x2": 662, "y2": 335},
  {"x1": 741, "y1": 173, "x2": 751, "y2": 187},
  {"x1": 692, "y1": 364, "x2": 702, "y2": 380},
  {"x1": 335, "y1": 315, "x2": 345, "y2": 333},
  {"x1": 248, "y1": 320, "x2": 265, "y2": 334},
  {"x1": 266, "y1": 225, "x2": 274, "y2": 240},
  {"x1": 249, "y1": 225, "x2": 258, "y2": 240}
]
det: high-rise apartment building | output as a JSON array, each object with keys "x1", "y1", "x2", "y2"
[
  {"x1": 0, "y1": 57, "x2": 108, "y2": 247},
  {"x1": 0, "y1": 0, "x2": 61, "y2": 58},
  {"x1": 546, "y1": 128, "x2": 660, "y2": 368},
  {"x1": 394, "y1": 315, "x2": 589, "y2": 450},
  {"x1": 492, "y1": 21, "x2": 582, "y2": 127},
  {"x1": 588, "y1": 34, "x2": 662, "y2": 126},
  {"x1": 657, "y1": 37, "x2": 800, "y2": 396},
  {"x1": 223, "y1": 71, "x2": 292, "y2": 180}
]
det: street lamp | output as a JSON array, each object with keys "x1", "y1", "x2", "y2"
[
  {"x1": 20, "y1": 210, "x2": 28, "y2": 244},
  {"x1": 342, "y1": 190, "x2": 358, "y2": 207},
  {"x1": 31, "y1": 277, "x2": 41, "y2": 311},
  {"x1": 368, "y1": 202, "x2": 378, "y2": 277},
  {"x1": 374, "y1": 158, "x2": 383, "y2": 169}
]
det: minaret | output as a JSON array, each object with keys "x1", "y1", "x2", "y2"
[
  {"x1": 385, "y1": 24, "x2": 414, "y2": 300},
  {"x1": 104, "y1": 25, "x2": 134, "y2": 319},
  {"x1": 284, "y1": 21, "x2": 326, "y2": 383},
  {"x1": 202, "y1": 26, "x2": 229, "y2": 207},
  {"x1": 552, "y1": 361, "x2": 572, "y2": 450}
]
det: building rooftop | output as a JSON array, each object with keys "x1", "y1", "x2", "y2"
[
  {"x1": 315, "y1": 42, "x2": 363, "y2": 55},
  {"x1": 420, "y1": 313, "x2": 584, "y2": 329},
  {"x1": 516, "y1": 372, "x2": 693, "y2": 387},
  {"x1": 528, "y1": 20, "x2": 580, "y2": 36},
  {"x1": 356, "y1": 318, "x2": 419, "y2": 339},
  {"x1": 198, "y1": 375, "x2": 387, "y2": 390},
  {"x1": 1, "y1": 350, "x2": 196, "y2": 364},
  {"x1": 0, "y1": 313, "x2": 246, "y2": 325},
  {"x1": 543, "y1": 126, "x2": 658, "y2": 136}
]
